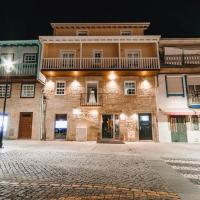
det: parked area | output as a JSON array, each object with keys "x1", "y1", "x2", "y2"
[{"x1": 0, "y1": 140, "x2": 200, "y2": 200}]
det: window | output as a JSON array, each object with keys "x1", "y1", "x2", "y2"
[
  {"x1": 165, "y1": 76, "x2": 184, "y2": 97},
  {"x1": 77, "y1": 30, "x2": 88, "y2": 36},
  {"x1": 23, "y1": 54, "x2": 37, "y2": 64},
  {"x1": 60, "y1": 51, "x2": 75, "y2": 58},
  {"x1": 56, "y1": 81, "x2": 65, "y2": 95},
  {"x1": 124, "y1": 81, "x2": 136, "y2": 95},
  {"x1": 191, "y1": 116, "x2": 199, "y2": 131},
  {"x1": 0, "y1": 84, "x2": 11, "y2": 98},
  {"x1": 93, "y1": 50, "x2": 103, "y2": 64},
  {"x1": 86, "y1": 81, "x2": 98, "y2": 104},
  {"x1": 21, "y1": 84, "x2": 35, "y2": 97},
  {"x1": 121, "y1": 31, "x2": 132, "y2": 36}
]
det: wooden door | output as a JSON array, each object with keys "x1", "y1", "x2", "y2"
[
  {"x1": 18, "y1": 112, "x2": 33, "y2": 139},
  {"x1": 139, "y1": 113, "x2": 152, "y2": 140},
  {"x1": 170, "y1": 116, "x2": 188, "y2": 142}
]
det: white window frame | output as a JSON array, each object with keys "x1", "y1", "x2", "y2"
[
  {"x1": 60, "y1": 50, "x2": 76, "y2": 58},
  {"x1": 21, "y1": 84, "x2": 35, "y2": 98},
  {"x1": 125, "y1": 49, "x2": 142, "y2": 57},
  {"x1": 120, "y1": 30, "x2": 132, "y2": 36},
  {"x1": 124, "y1": 81, "x2": 136, "y2": 96},
  {"x1": 77, "y1": 30, "x2": 89, "y2": 36},
  {"x1": 23, "y1": 53, "x2": 37, "y2": 64},
  {"x1": 86, "y1": 81, "x2": 99, "y2": 103},
  {"x1": 0, "y1": 83, "x2": 11, "y2": 98},
  {"x1": 93, "y1": 49, "x2": 103, "y2": 58},
  {"x1": 55, "y1": 81, "x2": 66, "y2": 95}
]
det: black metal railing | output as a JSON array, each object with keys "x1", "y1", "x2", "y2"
[{"x1": 80, "y1": 93, "x2": 103, "y2": 106}]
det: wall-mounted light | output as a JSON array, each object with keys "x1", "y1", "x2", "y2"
[
  {"x1": 108, "y1": 72, "x2": 116, "y2": 80},
  {"x1": 141, "y1": 79, "x2": 151, "y2": 90},
  {"x1": 46, "y1": 80, "x2": 55, "y2": 91},
  {"x1": 71, "y1": 80, "x2": 80, "y2": 90},
  {"x1": 89, "y1": 110, "x2": 98, "y2": 117},
  {"x1": 120, "y1": 113, "x2": 127, "y2": 121}
]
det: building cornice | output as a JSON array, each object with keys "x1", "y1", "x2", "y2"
[
  {"x1": 51, "y1": 22, "x2": 151, "y2": 30},
  {"x1": 39, "y1": 35, "x2": 160, "y2": 44}
]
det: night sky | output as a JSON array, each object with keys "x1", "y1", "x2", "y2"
[{"x1": 1, "y1": 1, "x2": 200, "y2": 40}]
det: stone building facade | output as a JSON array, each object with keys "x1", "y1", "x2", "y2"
[{"x1": 43, "y1": 76, "x2": 157, "y2": 142}]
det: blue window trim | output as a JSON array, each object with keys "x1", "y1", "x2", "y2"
[{"x1": 165, "y1": 75, "x2": 185, "y2": 97}]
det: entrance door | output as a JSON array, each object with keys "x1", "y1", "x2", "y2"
[
  {"x1": 55, "y1": 114, "x2": 67, "y2": 140},
  {"x1": 18, "y1": 112, "x2": 33, "y2": 139},
  {"x1": 170, "y1": 116, "x2": 187, "y2": 142},
  {"x1": 139, "y1": 113, "x2": 152, "y2": 140},
  {"x1": 102, "y1": 115, "x2": 113, "y2": 139},
  {"x1": 102, "y1": 114, "x2": 119, "y2": 139}
]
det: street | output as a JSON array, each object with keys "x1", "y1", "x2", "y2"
[{"x1": 0, "y1": 141, "x2": 200, "y2": 200}]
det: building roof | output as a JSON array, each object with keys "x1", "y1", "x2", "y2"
[
  {"x1": 160, "y1": 38, "x2": 200, "y2": 45},
  {"x1": 0, "y1": 40, "x2": 40, "y2": 46},
  {"x1": 51, "y1": 22, "x2": 151, "y2": 30}
]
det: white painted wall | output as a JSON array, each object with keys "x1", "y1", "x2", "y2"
[
  {"x1": 0, "y1": 46, "x2": 38, "y2": 63},
  {"x1": 157, "y1": 74, "x2": 200, "y2": 143}
]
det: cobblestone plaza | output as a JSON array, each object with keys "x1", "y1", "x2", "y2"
[{"x1": 0, "y1": 141, "x2": 200, "y2": 199}]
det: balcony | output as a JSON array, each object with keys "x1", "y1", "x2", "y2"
[
  {"x1": 42, "y1": 57, "x2": 160, "y2": 71},
  {"x1": 188, "y1": 93, "x2": 200, "y2": 108},
  {"x1": 163, "y1": 54, "x2": 200, "y2": 66},
  {"x1": 80, "y1": 93, "x2": 103, "y2": 106},
  {"x1": 0, "y1": 63, "x2": 37, "y2": 77}
]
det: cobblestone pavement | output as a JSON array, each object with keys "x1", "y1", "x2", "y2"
[
  {"x1": 164, "y1": 158, "x2": 200, "y2": 186},
  {"x1": 0, "y1": 151, "x2": 180, "y2": 200}
]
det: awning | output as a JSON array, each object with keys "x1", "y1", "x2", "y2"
[{"x1": 159, "y1": 108, "x2": 200, "y2": 116}]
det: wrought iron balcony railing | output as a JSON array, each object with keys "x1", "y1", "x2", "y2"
[
  {"x1": 188, "y1": 93, "x2": 200, "y2": 107},
  {"x1": 163, "y1": 54, "x2": 200, "y2": 66},
  {"x1": 42, "y1": 57, "x2": 160, "y2": 70},
  {"x1": 80, "y1": 93, "x2": 103, "y2": 106},
  {"x1": 0, "y1": 63, "x2": 37, "y2": 76}
]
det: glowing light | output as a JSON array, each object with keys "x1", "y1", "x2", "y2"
[
  {"x1": 0, "y1": 114, "x2": 8, "y2": 135},
  {"x1": 73, "y1": 108, "x2": 81, "y2": 116},
  {"x1": 141, "y1": 80, "x2": 151, "y2": 90},
  {"x1": 1, "y1": 58, "x2": 14, "y2": 73},
  {"x1": 120, "y1": 113, "x2": 127, "y2": 121},
  {"x1": 55, "y1": 120, "x2": 67, "y2": 129},
  {"x1": 89, "y1": 110, "x2": 98, "y2": 117},
  {"x1": 71, "y1": 80, "x2": 80, "y2": 89},
  {"x1": 131, "y1": 114, "x2": 138, "y2": 121},
  {"x1": 108, "y1": 72, "x2": 116, "y2": 80},
  {"x1": 46, "y1": 80, "x2": 55, "y2": 91}
]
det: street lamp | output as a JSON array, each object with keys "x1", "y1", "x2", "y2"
[{"x1": 0, "y1": 58, "x2": 14, "y2": 148}]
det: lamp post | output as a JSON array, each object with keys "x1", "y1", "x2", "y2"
[{"x1": 0, "y1": 59, "x2": 14, "y2": 148}]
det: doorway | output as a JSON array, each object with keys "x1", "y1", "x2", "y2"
[
  {"x1": 170, "y1": 116, "x2": 188, "y2": 142},
  {"x1": 139, "y1": 113, "x2": 152, "y2": 140},
  {"x1": 55, "y1": 114, "x2": 67, "y2": 140},
  {"x1": 18, "y1": 112, "x2": 33, "y2": 139},
  {"x1": 102, "y1": 114, "x2": 119, "y2": 139}
]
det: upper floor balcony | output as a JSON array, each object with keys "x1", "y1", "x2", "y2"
[
  {"x1": 188, "y1": 93, "x2": 200, "y2": 108},
  {"x1": 0, "y1": 63, "x2": 37, "y2": 77},
  {"x1": 41, "y1": 57, "x2": 160, "y2": 71},
  {"x1": 163, "y1": 54, "x2": 200, "y2": 66}
]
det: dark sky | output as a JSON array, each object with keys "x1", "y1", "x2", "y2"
[{"x1": 1, "y1": 0, "x2": 200, "y2": 40}]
